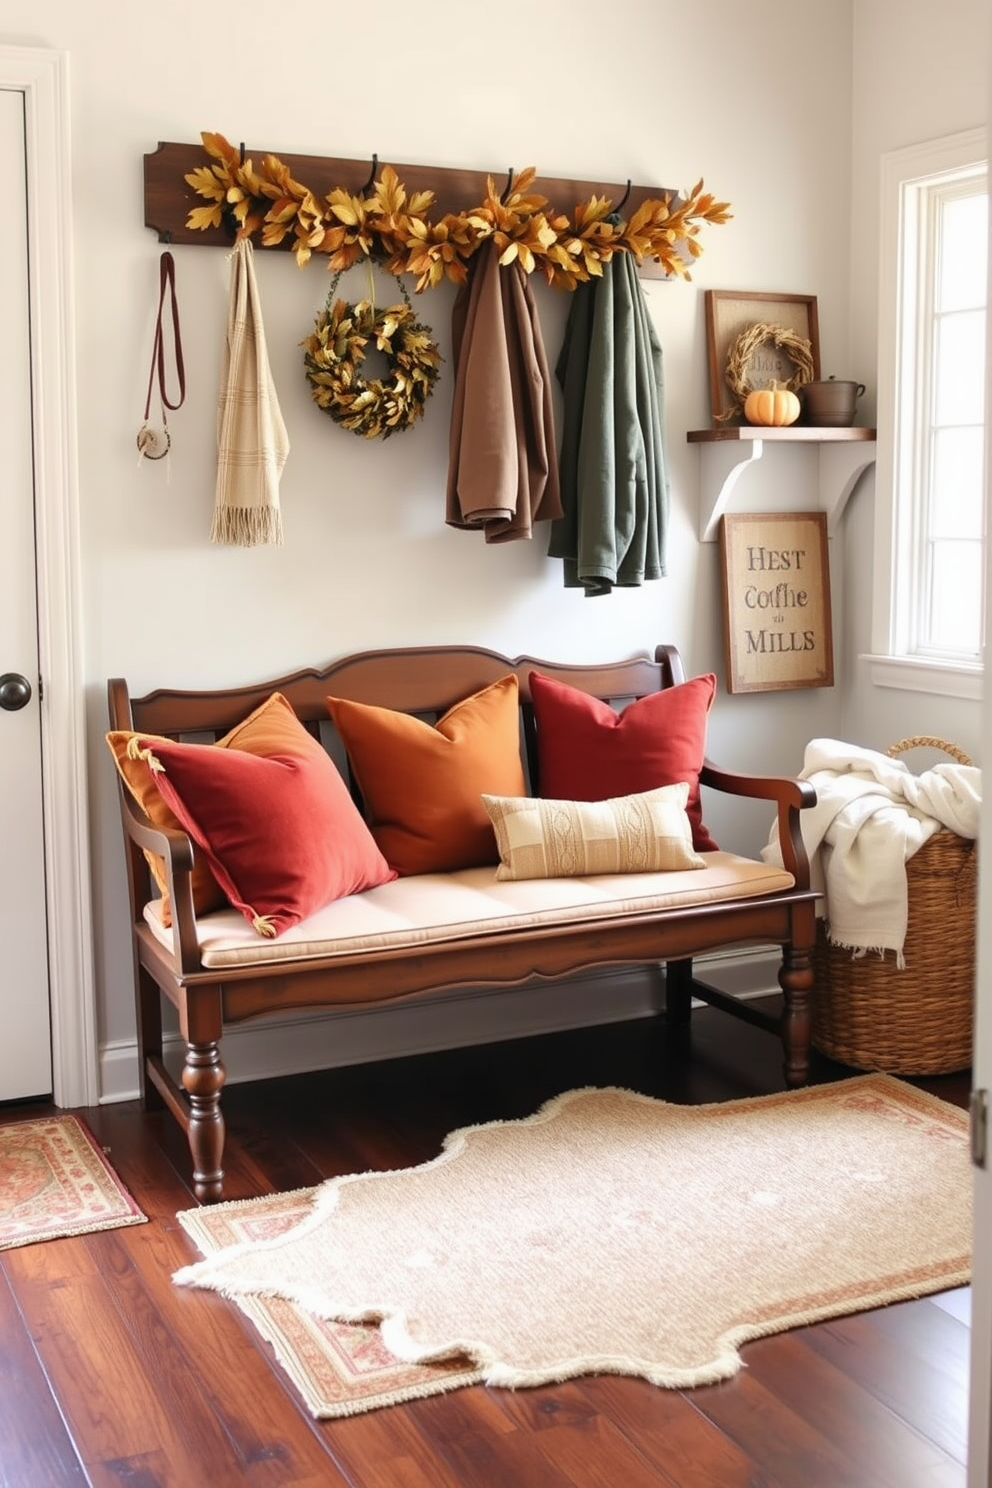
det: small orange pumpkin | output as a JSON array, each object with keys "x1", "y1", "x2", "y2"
[{"x1": 744, "y1": 382, "x2": 801, "y2": 427}]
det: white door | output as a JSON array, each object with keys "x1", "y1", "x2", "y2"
[{"x1": 0, "y1": 84, "x2": 52, "y2": 1101}]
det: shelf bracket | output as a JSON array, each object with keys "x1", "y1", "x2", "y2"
[
  {"x1": 817, "y1": 443, "x2": 877, "y2": 535},
  {"x1": 698, "y1": 441, "x2": 764, "y2": 542},
  {"x1": 691, "y1": 432, "x2": 877, "y2": 542}
]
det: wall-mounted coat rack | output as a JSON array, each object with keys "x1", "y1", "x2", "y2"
[{"x1": 143, "y1": 142, "x2": 685, "y2": 280}]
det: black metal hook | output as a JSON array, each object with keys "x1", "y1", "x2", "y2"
[
  {"x1": 500, "y1": 168, "x2": 514, "y2": 204},
  {"x1": 220, "y1": 144, "x2": 248, "y2": 239},
  {"x1": 361, "y1": 153, "x2": 378, "y2": 194},
  {"x1": 614, "y1": 179, "x2": 632, "y2": 214}
]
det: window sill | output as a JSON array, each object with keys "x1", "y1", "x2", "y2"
[{"x1": 862, "y1": 653, "x2": 982, "y2": 700}]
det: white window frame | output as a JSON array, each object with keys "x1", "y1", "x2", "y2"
[{"x1": 869, "y1": 126, "x2": 987, "y2": 700}]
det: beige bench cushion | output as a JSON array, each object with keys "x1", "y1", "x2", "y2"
[{"x1": 143, "y1": 852, "x2": 794, "y2": 970}]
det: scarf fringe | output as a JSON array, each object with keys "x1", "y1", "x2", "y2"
[
  {"x1": 210, "y1": 505, "x2": 284, "y2": 549},
  {"x1": 826, "y1": 934, "x2": 907, "y2": 972}
]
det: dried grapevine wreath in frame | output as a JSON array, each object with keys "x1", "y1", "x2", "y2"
[
  {"x1": 705, "y1": 291, "x2": 820, "y2": 424},
  {"x1": 301, "y1": 271, "x2": 442, "y2": 439},
  {"x1": 721, "y1": 322, "x2": 815, "y2": 422}
]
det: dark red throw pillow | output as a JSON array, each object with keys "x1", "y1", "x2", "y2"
[
  {"x1": 131, "y1": 716, "x2": 396, "y2": 937},
  {"x1": 528, "y1": 670, "x2": 719, "y2": 851}
]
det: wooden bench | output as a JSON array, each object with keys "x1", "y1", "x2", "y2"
[{"x1": 107, "y1": 643, "x2": 818, "y2": 1201}]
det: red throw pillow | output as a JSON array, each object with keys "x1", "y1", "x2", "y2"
[
  {"x1": 528, "y1": 670, "x2": 719, "y2": 851},
  {"x1": 129, "y1": 717, "x2": 396, "y2": 937}
]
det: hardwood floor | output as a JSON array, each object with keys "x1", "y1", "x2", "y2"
[{"x1": 0, "y1": 997, "x2": 972, "y2": 1488}]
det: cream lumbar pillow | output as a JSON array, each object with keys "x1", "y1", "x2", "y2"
[{"x1": 481, "y1": 783, "x2": 707, "y2": 882}]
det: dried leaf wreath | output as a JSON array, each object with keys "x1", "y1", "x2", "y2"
[
  {"x1": 301, "y1": 274, "x2": 442, "y2": 439},
  {"x1": 185, "y1": 132, "x2": 732, "y2": 291}
]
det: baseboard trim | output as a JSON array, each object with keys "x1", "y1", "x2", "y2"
[{"x1": 98, "y1": 947, "x2": 781, "y2": 1104}]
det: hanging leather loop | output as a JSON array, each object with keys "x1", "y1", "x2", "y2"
[{"x1": 138, "y1": 251, "x2": 185, "y2": 460}]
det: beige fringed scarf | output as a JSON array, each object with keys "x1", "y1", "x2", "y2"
[{"x1": 211, "y1": 239, "x2": 290, "y2": 547}]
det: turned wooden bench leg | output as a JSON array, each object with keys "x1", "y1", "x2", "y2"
[
  {"x1": 779, "y1": 943, "x2": 814, "y2": 1088},
  {"x1": 665, "y1": 957, "x2": 694, "y2": 1027},
  {"x1": 181, "y1": 1040, "x2": 226, "y2": 1203}
]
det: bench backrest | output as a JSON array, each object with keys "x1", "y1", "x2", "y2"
[{"x1": 108, "y1": 642, "x2": 688, "y2": 801}]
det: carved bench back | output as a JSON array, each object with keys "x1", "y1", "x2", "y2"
[{"x1": 108, "y1": 643, "x2": 686, "y2": 803}]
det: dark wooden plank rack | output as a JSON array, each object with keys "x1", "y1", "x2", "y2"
[{"x1": 143, "y1": 141, "x2": 683, "y2": 279}]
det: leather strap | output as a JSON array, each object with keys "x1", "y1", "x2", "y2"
[{"x1": 143, "y1": 250, "x2": 186, "y2": 423}]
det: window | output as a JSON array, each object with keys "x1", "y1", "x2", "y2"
[{"x1": 871, "y1": 129, "x2": 988, "y2": 698}]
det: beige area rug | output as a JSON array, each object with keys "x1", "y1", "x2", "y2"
[
  {"x1": 175, "y1": 1075, "x2": 971, "y2": 1417},
  {"x1": 0, "y1": 1114, "x2": 146, "y2": 1250}
]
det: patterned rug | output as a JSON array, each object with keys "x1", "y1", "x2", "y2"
[
  {"x1": 176, "y1": 1075, "x2": 971, "y2": 1418},
  {"x1": 0, "y1": 1114, "x2": 146, "y2": 1249}
]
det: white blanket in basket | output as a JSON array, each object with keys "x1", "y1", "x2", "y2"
[{"x1": 762, "y1": 738, "x2": 981, "y2": 965}]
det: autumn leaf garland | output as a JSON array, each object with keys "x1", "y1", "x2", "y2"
[
  {"x1": 187, "y1": 133, "x2": 731, "y2": 442},
  {"x1": 185, "y1": 132, "x2": 732, "y2": 291}
]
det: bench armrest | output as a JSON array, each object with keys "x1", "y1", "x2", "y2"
[
  {"x1": 700, "y1": 760, "x2": 815, "y2": 890},
  {"x1": 118, "y1": 788, "x2": 203, "y2": 974}
]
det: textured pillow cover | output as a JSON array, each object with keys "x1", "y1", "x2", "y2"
[
  {"x1": 105, "y1": 691, "x2": 329, "y2": 923},
  {"x1": 118, "y1": 696, "x2": 395, "y2": 936},
  {"x1": 107, "y1": 728, "x2": 225, "y2": 924},
  {"x1": 326, "y1": 673, "x2": 527, "y2": 876},
  {"x1": 482, "y1": 784, "x2": 705, "y2": 881},
  {"x1": 528, "y1": 670, "x2": 719, "y2": 851}
]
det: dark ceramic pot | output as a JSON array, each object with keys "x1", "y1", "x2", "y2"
[{"x1": 800, "y1": 377, "x2": 866, "y2": 427}]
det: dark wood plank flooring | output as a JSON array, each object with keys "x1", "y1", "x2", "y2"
[{"x1": 0, "y1": 996, "x2": 972, "y2": 1488}]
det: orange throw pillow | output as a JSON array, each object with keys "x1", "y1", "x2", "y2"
[{"x1": 326, "y1": 674, "x2": 526, "y2": 876}]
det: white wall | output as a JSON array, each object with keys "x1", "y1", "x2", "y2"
[
  {"x1": 845, "y1": 0, "x2": 989, "y2": 754},
  {"x1": 4, "y1": 1, "x2": 861, "y2": 1083}
]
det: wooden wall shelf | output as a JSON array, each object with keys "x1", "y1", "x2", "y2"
[
  {"x1": 687, "y1": 426, "x2": 877, "y2": 445},
  {"x1": 143, "y1": 142, "x2": 682, "y2": 279},
  {"x1": 687, "y1": 426, "x2": 877, "y2": 541}
]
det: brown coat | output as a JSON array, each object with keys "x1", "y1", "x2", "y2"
[{"x1": 446, "y1": 240, "x2": 562, "y2": 542}]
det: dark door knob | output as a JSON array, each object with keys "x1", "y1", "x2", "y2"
[{"x1": 0, "y1": 673, "x2": 32, "y2": 711}]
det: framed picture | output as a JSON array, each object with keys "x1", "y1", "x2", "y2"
[
  {"x1": 705, "y1": 291, "x2": 821, "y2": 426},
  {"x1": 719, "y1": 512, "x2": 834, "y2": 694}
]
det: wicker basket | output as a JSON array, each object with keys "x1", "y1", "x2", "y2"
[{"x1": 811, "y1": 735, "x2": 977, "y2": 1075}]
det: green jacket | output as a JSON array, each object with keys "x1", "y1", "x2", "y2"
[{"x1": 548, "y1": 250, "x2": 668, "y2": 593}]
